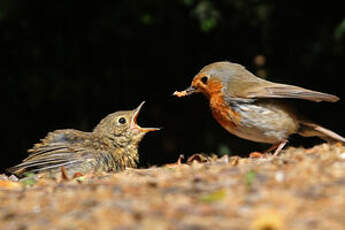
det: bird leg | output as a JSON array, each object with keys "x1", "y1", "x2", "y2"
[
  {"x1": 264, "y1": 140, "x2": 288, "y2": 156},
  {"x1": 273, "y1": 140, "x2": 288, "y2": 156}
]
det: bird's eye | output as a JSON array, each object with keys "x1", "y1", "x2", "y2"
[
  {"x1": 201, "y1": 76, "x2": 208, "y2": 84},
  {"x1": 118, "y1": 117, "x2": 126, "y2": 124}
]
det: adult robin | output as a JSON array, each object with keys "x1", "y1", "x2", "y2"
[
  {"x1": 174, "y1": 61, "x2": 345, "y2": 155},
  {"x1": 7, "y1": 102, "x2": 159, "y2": 178}
]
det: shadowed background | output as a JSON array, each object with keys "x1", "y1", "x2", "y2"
[{"x1": 2, "y1": 0, "x2": 345, "y2": 170}]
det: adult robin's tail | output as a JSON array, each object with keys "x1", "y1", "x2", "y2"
[{"x1": 298, "y1": 121, "x2": 345, "y2": 143}]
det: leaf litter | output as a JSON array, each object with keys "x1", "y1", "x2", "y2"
[{"x1": 1, "y1": 143, "x2": 345, "y2": 230}]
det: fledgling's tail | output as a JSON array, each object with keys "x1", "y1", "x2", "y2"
[{"x1": 298, "y1": 121, "x2": 345, "y2": 143}]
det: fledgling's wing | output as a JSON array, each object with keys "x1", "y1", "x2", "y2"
[{"x1": 7, "y1": 129, "x2": 98, "y2": 176}]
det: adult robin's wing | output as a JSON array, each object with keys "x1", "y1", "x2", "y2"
[
  {"x1": 225, "y1": 66, "x2": 339, "y2": 102},
  {"x1": 241, "y1": 81, "x2": 339, "y2": 102}
]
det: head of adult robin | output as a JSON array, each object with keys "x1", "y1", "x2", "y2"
[
  {"x1": 7, "y1": 101, "x2": 160, "y2": 177},
  {"x1": 180, "y1": 61, "x2": 233, "y2": 98}
]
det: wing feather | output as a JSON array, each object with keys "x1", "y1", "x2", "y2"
[
  {"x1": 221, "y1": 62, "x2": 339, "y2": 103},
  {"x1": 243, "y1": 83, "x2": 339, "y2": 102},
  {"x1": 7, "y1": 130, "x2": 95, "y2": 176}
]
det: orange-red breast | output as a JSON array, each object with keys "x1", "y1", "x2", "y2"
[
  {"x1": 174, "y1": 61, "x2": 345, "y2": 155},
  {"x1": 7, "y1": 102, "x2": 160, "y2": 177}
]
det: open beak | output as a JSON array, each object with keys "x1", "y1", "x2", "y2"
[{"x1": 131, "y1": 101, "x2": 161, "y2": 133}]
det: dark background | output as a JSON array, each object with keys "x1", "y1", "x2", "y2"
[{"x1": 2, "y1": 1, "x2": 345, "y2": 171}]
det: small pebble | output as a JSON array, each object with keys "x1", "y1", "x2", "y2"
[
  {"x1": 275, "y1": 171, "x2": 284, "y2": 182},
  {"x1": 9, "y1": 175, "x2": 19, "y2": 182}
]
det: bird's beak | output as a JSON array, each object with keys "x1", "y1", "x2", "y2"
[
  {"x1": 184, "y1": 86, "x2": 198, "y2": 95},
  {"x1": 173, "y1": 86, "x2": 199, "y2": 97},
  {"x1": 131, "y1": 101, "x2": 161, "y2": 133}
]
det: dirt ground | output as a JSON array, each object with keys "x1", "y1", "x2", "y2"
[{"x1": 1, "y1": 143, "x2": 345, "y2": 230}]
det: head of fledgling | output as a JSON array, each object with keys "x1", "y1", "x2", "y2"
[{"x1": 93, "y1": 101, "x2": 160, "y2": 147}]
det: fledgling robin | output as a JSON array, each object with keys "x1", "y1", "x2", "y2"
[
  {"x1": 7, "y1": 102, "x2": 160, "y2": 178},
  {"x1": 174, "y1": 61, "x2": 345, "y2": 155}
]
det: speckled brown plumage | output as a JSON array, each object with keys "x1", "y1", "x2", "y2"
[{"x1": 7, "y1": 102, "x2": 159, "y2": 178}]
